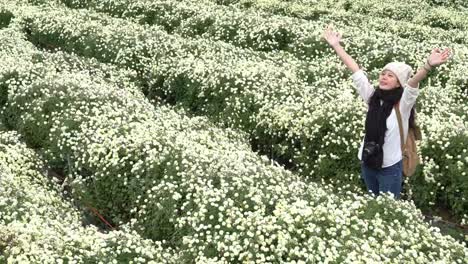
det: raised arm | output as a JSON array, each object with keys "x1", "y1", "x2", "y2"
[
  {"x1": 407, "y1": 48, "x2": 451, "y2": 88},
  {"x1": 322, "y1": 24, "x2": 360, "y2": 73}
]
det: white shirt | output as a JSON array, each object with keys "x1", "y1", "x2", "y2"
[{"x1": 352, "y1": 70, "x2": 420, "y2": 168}]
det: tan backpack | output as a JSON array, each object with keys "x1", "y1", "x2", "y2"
[{"x1": 394, "y1": 102, "x2": 422, "y2": 177}]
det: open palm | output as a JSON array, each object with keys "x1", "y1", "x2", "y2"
[
  {"x1": 323, "y1": 24, "x2": 342, "y2": 47},
  {"x1": 428, "y1": 48, "x2": 451, "y2": 67}
]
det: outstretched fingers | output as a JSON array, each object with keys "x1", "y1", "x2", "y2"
[
  {"x1": 429, "y1": 47, "x2": 452, "y2": 66},
  {"x1": 443, "y1": 48, "x2": 451, "y2": 56},
  {"x1": 441, "y1": 48, "x2": 451, "y2": 61}
]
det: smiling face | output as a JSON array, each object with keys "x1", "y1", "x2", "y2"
[{"x1": 379, "y1": 70, "x2": 401, "y2": 90}]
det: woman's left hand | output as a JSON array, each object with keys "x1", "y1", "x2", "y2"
[{"x1": 427, "y1": 48, "x2": 452, "y2": 67}]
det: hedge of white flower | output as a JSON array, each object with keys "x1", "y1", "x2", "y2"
[
  {"x1": 1, "y1": 18, "x2": 467, "y2": 262},
  {"x1": 68, "y1": 0, "x2": 468, "y2": 47},
  {"x1": 404, "y1": 68, "x2": 468, "y2": 225},
  {"x1": 213, "y1": 0, "x2": 468, "y2": 31},
  {"x1": 0, "y1": 129, "x2": 176, "y2": 263},
  {"x1": 11, "y1": 3, "x2": 363, "y2": 181},
  {"x1": 25, "y1": 0, "x2": 468, "y2": 63},
  {"x1": 5, "y1": 1, "x2": 467, "y2": 224},
  {"x1": 11, "y1": 1, "x2": 468, "y2": 221},
  {"x1": 27, "y1": 0, "x2": 468, "y2": 33},
  {"x1": 425, "y1": 0, "x2": 468, "y2": 10}
]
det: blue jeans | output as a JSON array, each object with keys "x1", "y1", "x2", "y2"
[{"x1": 360, "y1": 159, "x2": 403, "y2": 199}]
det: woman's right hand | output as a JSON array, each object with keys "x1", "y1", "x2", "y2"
[{"x1": 322, "y1": 24, "x2": 342, "y2": 48}]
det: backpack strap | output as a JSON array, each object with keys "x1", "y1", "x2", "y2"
[{"x1": 394, "y1": 101, "x2": 405, "y2": 154}]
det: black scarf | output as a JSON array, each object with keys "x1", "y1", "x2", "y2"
[{"x1": 363, "y1": 86, "x2": 403, "y2": 169}]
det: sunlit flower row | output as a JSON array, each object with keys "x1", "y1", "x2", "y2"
[
  {"x1": 1, "y1": 24, "x2": 467, "y2": 262},
  {"x1": 5, "y1": 1, "x2": 467, "y2": 222},
  {"x1": 0, "y1": 129, "x2": 176, "y2": 263},
  {"x1": 34, "y1": 0, "x2": 468, "y2": 62},
  {"x1": 220, "y1": 0, "x2": 468, "y2": 31}
]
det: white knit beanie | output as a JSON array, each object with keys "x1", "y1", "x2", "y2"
[{"x1": 382, "y1": 62, "x2": 413, "y2": 88}]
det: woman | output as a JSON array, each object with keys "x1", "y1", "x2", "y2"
[{"x1": 322, "y1": 24, "x2": 451, "y2": 199}]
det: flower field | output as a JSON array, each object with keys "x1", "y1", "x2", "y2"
[{"x1": 0, "y1": 0, "x2": 467, "y2": 263}]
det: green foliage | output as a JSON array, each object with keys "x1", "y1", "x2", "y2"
[
  {"x1": 0, "y1": 0, "x2": 467, "y2": 261},
  {"x1": 0, "y1": 11, "x2": 13, "y2": 29},
  {"x1": 11, "y1": 2, "x2": 467, "y2": 221}
]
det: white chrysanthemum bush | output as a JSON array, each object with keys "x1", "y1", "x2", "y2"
[
  {"x1": 11, "y1": 1, "x2": 468, "y2": 224},
  {"x1": 1, "y1": 16, "x2": 467, "y2": 262},
  {"x1": 0, "y1": 129, "x2": 176, "y2": 263},
  {"x1": 30, "y1": 0, "x2": 468, "y2": 61},
  {"x1": 12, "y1": 3, "x2": 365, "y2": 189},
  {"x1": 411, "y1": 83, "x2": 468, "y2": 216},
  {"x1": 214, "y1": 0, "x2": 468, "y2": 31}
]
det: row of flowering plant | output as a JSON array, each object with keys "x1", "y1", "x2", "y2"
[
  {"x1": 7, "y1": 1, "x2": 468, "y2": 222},
  {"x1": 35, "y1": 0, "x2": 468, "y2": 63},
  {"x1": 1, "y1": 19, "x2": 467, "y2": 262},
  {"x1": 0, "y1": 128, "x2": 176, "y2": 263},
  {"x1": 218, "y1": 0, "x2": 468, "y2": 31}
]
